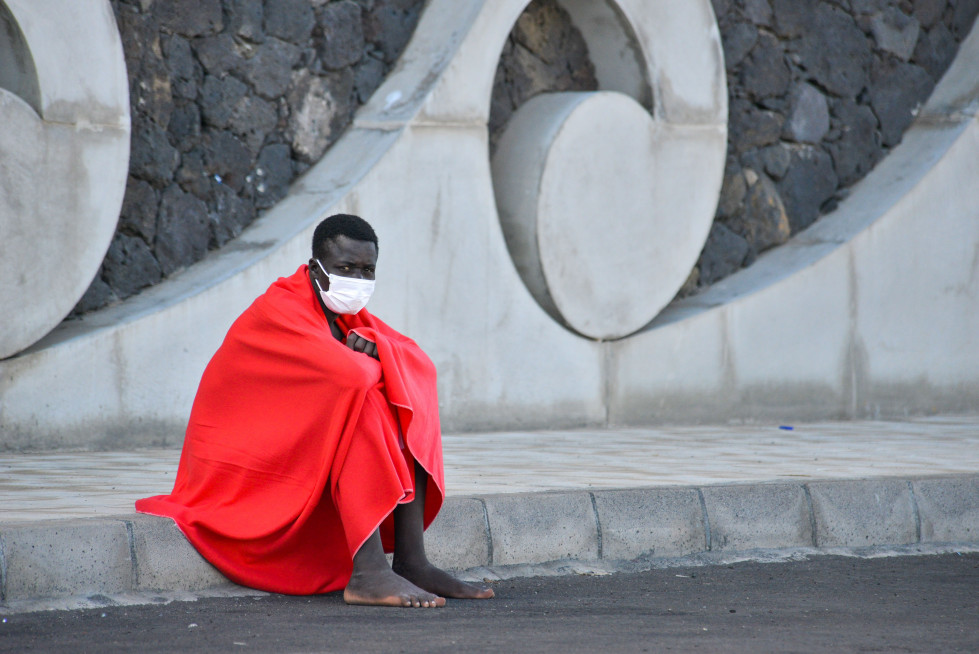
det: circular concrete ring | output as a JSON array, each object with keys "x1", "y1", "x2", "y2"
[
  {"x1": 493, "y1": 91, "x2": 711, "y2": 340},
  {"x1": 0, "y1": 0, "x2": 130, "y2": 359}
]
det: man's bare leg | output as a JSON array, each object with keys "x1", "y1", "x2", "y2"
[
  {"x1": 343, "y1": 530, "x2": 445, "y2": 607},
  {"x1": 391, "y1": 462, "x2": 495, "y2": 599}
]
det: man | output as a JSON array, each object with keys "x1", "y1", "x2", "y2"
[{"x1": 137, "y1": 214, "x2": 493, "y2": 608}]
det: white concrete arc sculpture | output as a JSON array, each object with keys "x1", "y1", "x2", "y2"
[
  {"x1": 492, "y1": 90, "x2": 722, "y2": 339},
  {"x1": 0, "y1": 0, "x2": 130, "y2": 360},
  {"x1": 3, "y1": 0, "x2": 977, "y2": 449},
  {"x1": 0, "y1": 0, "x2": 726, "y2": 447}
]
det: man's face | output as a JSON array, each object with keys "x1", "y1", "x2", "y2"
[{"x1": 310, "y1": 235, "x2": 378, "y2": 289}]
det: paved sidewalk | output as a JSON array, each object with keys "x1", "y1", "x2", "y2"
[
  {"x1": 1, "y1": 416, "x2": 978, "y2": 610},
  {"x1": 3, "y1": 416, "x2": 979, "y2": 521}
]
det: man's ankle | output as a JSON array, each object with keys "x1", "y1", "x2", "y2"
[{"x1": 392, "y1": 553, "x2": 429, "y2": 571}]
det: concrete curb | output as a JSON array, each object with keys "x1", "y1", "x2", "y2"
[{"x1": 2, "y1": 474, "x2": 977, "y2": 607}]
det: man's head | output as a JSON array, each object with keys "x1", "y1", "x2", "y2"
[
  {"x1": 311, "y1": 214, "x2": 378, "y2": 262},
  {"x1": 310, "y1": 214, "x2": 379, "y2": 281}
]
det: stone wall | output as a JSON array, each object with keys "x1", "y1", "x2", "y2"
[
  {"x1": 73, "y1": 0, "x2": 424, "y2": 314},
  {"x1": 487, "y1": 0, "x2": 597, "y2": 153},
  {"x1": 487, "y1": 0, "x2": 978, "y2": 295},
  {"x1": 76, "y1": 0, "x2": 978, "y2": 315},
  {"x1": 695, "y1": 0, "x2": 979, "y2": 290}
]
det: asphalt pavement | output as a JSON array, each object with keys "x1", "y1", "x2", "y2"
[{"x1": 2, "y1": 552, "x2": 977, "y2": 653}]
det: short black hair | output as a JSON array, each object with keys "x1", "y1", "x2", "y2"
[{"x1": 311, "y1": 214, "x2": 378, "y2": 260}]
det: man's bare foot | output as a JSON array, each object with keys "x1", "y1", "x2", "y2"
[
  {"x1": 343, "y1": 568, "x2": 446, "y2": 608},
  {"x1": 393, "y1": 560, "x2": 495, "y2": 600}
]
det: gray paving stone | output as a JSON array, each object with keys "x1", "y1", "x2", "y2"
[
  {"x1": 913, "y1": 476, "x2": 979, "y2": 544},
  {"x1": 701, "y1": 483, "x2": 812, "y2": 550},
  {"x1": 1, "y1": 519, "x2": 132, "y2": 601},
  {"x1": 592, "y1": 488, "x2": 705, "y2": 560},
  {"x1": 808, "y1": 479, "x2": 917, "y2": 547},
  {"x1": 425, "y1": 497, "x2": 490, "y2": 570},
  {"x1": 483, "y1": 492, "x2": 598, "y2": 565},
  {"x1": 128, "y1": 515, "x2": 230, "y2": 592}
]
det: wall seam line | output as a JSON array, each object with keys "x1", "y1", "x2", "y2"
[
  {"x1": 589, "y1": 492, "x2": 604, "y2": 560},
  {"x1": 0, "y1": 532, "x2": 7, "y2": 603},
  {"x1": 697, "y1": 489, "x2": 712, "y2": 552},
  {"x1": 803, "y1": 485, "x2": 819, "y2": 548},
  {"x1": 907, "y1": 480, "x2": 922, "y2": 544},
  {"x1": 123, "y1": 520, "x2": 139, "y2": 591},
  {"x1": 476, "y1": 497, "x2": 494, "y2": 567}
]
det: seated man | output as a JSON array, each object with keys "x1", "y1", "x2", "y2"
[{"x1": 137, "y1": 214, "x2": 493, "y2": 608}]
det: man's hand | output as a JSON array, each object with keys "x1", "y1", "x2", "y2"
[{"x1": 346, "y1": 332, "x2": 379, "y2": 360}]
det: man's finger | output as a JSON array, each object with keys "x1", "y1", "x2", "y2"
[{"x1": 347, "y1": 333, "x2": 376, "y2": 356}]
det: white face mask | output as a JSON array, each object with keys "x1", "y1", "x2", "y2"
[{"x1": 314, "y1": 259, "x2": 375, "y2": 314}]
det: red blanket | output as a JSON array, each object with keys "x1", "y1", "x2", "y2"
[{"x1": 136, "y1": 266, "x2": 444, "y2": 594}]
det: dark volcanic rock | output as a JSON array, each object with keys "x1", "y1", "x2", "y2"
[
  {"x1": 202, "y1": 129, "x2": 254, "y2": 192},
  {"x1": 228, "y1": 92, "x2": 279, "y2": 151},
  {"x1": 716, "y1": 159, "x2": 748, "y2": 219},
  {"x1": 777, "y1": 145, "x2": 839, "y2": 232},
  {"x1": 870, "y1": 7, "x2": 921, "y2": 61},
  {"x1": 86, "y1": 0, "x2": 429, "y2": 314},
  {"x1": 264, "y1": 0, "x2": 315, "y2": 44},
  {"x1": 72, "y1": 277, "x2": 118, "y2": 315},
  {"x1": 913, "y1": 22, "x2": 957, "y2": 79},
  {"x1": 252, "y1": 143, "x2": 293, "y2": 209},
  {"x1": 155, "y1": 187, "x2": 211, "y2": 276},
  {"x1": 726, "y1": 171, "x2": 791, "y2": 254},
  {"x1": 317, "y1": 1, "x2": 365, "y2": 70},
  {"x1": 828, "y1": 98, "x2": 882, "y2": 185},
  {"x1": 129, "y1": 117, "x2": 180, "y2": 187},
  {"x1": 193, "y1": 33, "x2": 241, "y2": 78},
  {"x1": 795, "y1": 3, "x2": 874, "y2": 97},
  {"x1": 741, "y1": 143, "x2": 792, "y2": 180},
  {"x1": 913, "y1": 0, "x2": 946, "y2": 28},
  {"x1": 103, "y1": 234, "x2": 163, "y2": 299},
  {"x1": 168, "y1": 100, "x2": 202, "y2": 152},
  {"x1": 240, "y1": 38, "x2": 303, "y2": 99},
  {"x1": 952, "y1": 0, "x2": 979, "y2": 38},
  {"x1": 228, "y1": 0, "x2": 264, "y2": 42},
  {"x1": 741, "y1": 32, "x2": 791, "y2": 100},
  {"x1": 783, "y1": 82, "x2": 830, "y2": 144},
  {"x1": 200, "y1": 74, "x2": 250, "y2": 129},
  {"x1": 287, "y1": 69, "x2": 355, "y2": 163},
  {"x1": 118, "y1": 178, "x2": 159, "y2": 243},
  {"x1": 175, "y1": 148, "x2": 212, "y2": 199},
  {"x1": 744, "y1": 0, "x2": 774, "y2": 26},
  {"x1": 156, "y1": 0, "x2": 223, "y2": 37},
  {"x1": 209, "y1": 183, "x2": 256, "y2": 247},
  {"x1": 729, "y1": 99, "x2": 784, "y2": 153},
  {"x1": 163, "y1": 35, "x2": 201, "y2": 101},
  {"x1": 698, "y1": 223, "x2": 751, "y2": 285},
  {"x1": 721, "y1": 18, "x2": 759, "y2": 71},
  {"x1": 771, "y1": 0, "x2": 814, "y2": 38},
  {"x1": 127, "y1": 33, "x2": 174, "y2": 130},
  {"x1": 354, "y1": 55, "x2": 386, "y2": 103},
  {"x1": 84, "y1": 0, "x2": 968, "y2": 316},
  {"x1": 869, "y1": 58, "x2": 934, "y2": 146},
  {"x1": 362, "y1": 0, "x2": 424, "y2": 63}
]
